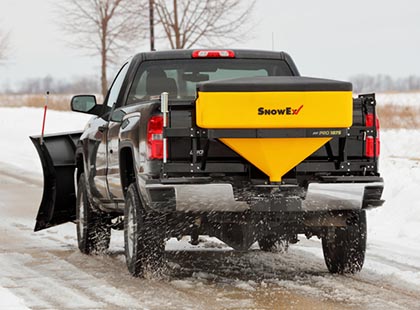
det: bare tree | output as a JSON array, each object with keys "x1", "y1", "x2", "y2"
[
  {"x1": 0, "y1": 27, "x2": 10, "y2": 62},
  {"x1": 56, "y1": 0, "x2": 148, "y2": 97},
  {"x1": 153, "y1": 0, "x2": 256, "y2": 49}
]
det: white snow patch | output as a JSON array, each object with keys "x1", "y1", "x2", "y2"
[
  {"x1": 0, "y1": 287, "x2": 31, "y2": 310},
  {"x1": 170, "y1": 280, "x2": 196, "y2": 289},
  {"x1": 233, "y1": 280, "x2": 256, "y2": 291},
  {"x1": 166, "y1": 236, "x2": 232, "y2": 252}
]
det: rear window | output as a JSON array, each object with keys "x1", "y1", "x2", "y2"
[{"x1": 127, "y1": 59, "x2": 293, "y2": 104}]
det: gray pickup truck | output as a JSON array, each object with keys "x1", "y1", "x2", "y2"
[{"x1": 31, "y1": 49, "x2": 384, "y2": 277}]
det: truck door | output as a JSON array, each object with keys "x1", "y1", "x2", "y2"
[
  {"x1": 92, "y1": 120, "x2": 110, "y2": 200},
  {"x1": 100, "y1": 63, "x2": 130, "y2": 202},
  {"x1": 107, "y1": 118, "x2": 125, "y2": 201}
]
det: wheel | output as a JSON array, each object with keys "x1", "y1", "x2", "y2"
[
  {"x1": 124, "y1": 183, "x2": 165, "y2": 277},
  {"x1": 76, "y1": 173, "x2": 111, "y2": 254},
  {"x1": 322, "y1": 210, "x2": 367, "y2": 274},
  {"x1": 258, "y1": 235, "x2": 289, "y2": 253}
]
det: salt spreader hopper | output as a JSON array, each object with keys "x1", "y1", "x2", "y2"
[{"x1": 196, "y1": 76, "x2": 353, "y2": 182}]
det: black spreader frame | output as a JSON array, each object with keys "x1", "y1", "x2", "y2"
[{"x1": 160, "y1": 94, "x2": 379, "y2": 179}]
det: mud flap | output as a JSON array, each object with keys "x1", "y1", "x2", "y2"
[{"x1": 30, "y1": 132, "x2": 82, "y2": 231}]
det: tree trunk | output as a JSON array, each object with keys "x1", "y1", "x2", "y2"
[
  {"x1": 101, "y1": 51, "x2": 107, "y2": 98},
  {"x1": 173, "y1": 0, "x2": 181, "y2": 49},
  {"x1": 101, "y1": 21, "x2": 108, "y2": 98},
  {"x1": 149, "y1": 0, "x2": 155, "y2": 51}
]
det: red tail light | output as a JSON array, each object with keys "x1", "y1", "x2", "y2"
[
  {"x1": 192, "y1": 50, "x2": 235, "y2": 58},
  {"x1": 147, "y1": 115, "x2": 163, "y2": 159},
  {"x1": 365, "y1": 113, "x2": 380, "y2": 158}
]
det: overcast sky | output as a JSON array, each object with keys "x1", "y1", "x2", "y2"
[{"x1": 0, "y1": 0, "x2": 419, "y2": 91}]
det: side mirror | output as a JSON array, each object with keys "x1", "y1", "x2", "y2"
[{"x1": 71, "y1": 95, "x2": 102, "y2": 115}]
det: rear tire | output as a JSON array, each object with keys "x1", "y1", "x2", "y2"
[
  {"x1": 124, "y1": 183, "x2": 165, "y2": 277},
  {"x1": 322, "y1": 211, "x2": 367, "y2": 274},
  {"x1": 76, "y1": 173, "x2": 111, "y2": 254}
]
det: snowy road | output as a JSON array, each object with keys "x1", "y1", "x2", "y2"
[
  {"x1": 1, "y1": 168, "x2": 420, "y2": 310},
  {"x1": 0, "y1": 170, "x2": 348, "y2": 310}
]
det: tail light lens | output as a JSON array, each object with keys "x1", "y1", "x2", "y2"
[
  {"x1": 147, "y1": 115, "x2": 164, "y2": 159},
  {"x1": 365, "y1": 113, "x2": 380, "y2": 158},
  {"x1": 192, "y1": 50, "x2": 235, "y2": 58}
]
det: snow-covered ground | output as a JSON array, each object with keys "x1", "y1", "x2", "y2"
[
  {"x1": 0, "y1": 104, "x2": 420, "y2": 309},
  {"x1": 0, "y1": 107, "x2": 92, "y2": 175}
]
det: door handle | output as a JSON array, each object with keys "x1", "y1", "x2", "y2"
[{"x1": 98, "y1": 125, "x2": 107, "y2": 132}]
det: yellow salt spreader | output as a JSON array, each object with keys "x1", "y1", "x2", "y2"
[{"x1": 196, "y1": 76, "x2": 353, "y2": 182}]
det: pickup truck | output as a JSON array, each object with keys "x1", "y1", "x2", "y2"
[{"x1": 31, "y1": 49, "x2": 384, "y2": 277}]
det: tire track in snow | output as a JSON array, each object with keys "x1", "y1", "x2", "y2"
[
  {"x1": 285, "y1": 242, "x2": 420, "y2": 309},
  {"x1": 0, "y1": 222, "x2": 217, "y2": 310},
  {"x1": 0, "y1": 252, "x2": 103, "y2": 309},
  {"x1": 162, "y1": 238, "x2": 420, "y2": 309}
]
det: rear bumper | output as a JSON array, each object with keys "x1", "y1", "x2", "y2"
[
  {"x1": 303, "y1": 182, "x2": 384, "y2": 211},
  {"x1": 143, "y1": 178, "x2": 384, "y2": 213}
]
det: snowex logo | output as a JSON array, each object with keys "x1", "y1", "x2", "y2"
[{"x1": 258, "y1": 105, "x2": 304, "y2": 116}]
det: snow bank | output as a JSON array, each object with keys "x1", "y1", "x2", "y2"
[{"x1": 368, "y1": 129, "x2": 420, "y2": 242}]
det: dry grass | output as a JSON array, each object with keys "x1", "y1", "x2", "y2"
[
  {"x1": 377, "y1": 104, "x2": 420, "y2": 129},
  {"x1": 0, "y1": 94, "x2": 73, "y2": 111}
]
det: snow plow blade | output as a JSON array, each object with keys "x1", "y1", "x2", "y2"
[
  {"x1": 196, "y1": 76, "x2": 353, "y2": 182},
  {"x1": 30, "y1": 132, "x2": 82, "y2": 231}
]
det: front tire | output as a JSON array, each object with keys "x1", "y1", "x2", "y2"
[
  {"x1": 322, "y1": 210, "x2": 367, "y2": 274},
  {"x1": 76, "y1": 173, "x2": 111, "y2": 254},
  {"x1": 124, "y1": 183, "x2": 165, "y2": 277}
]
